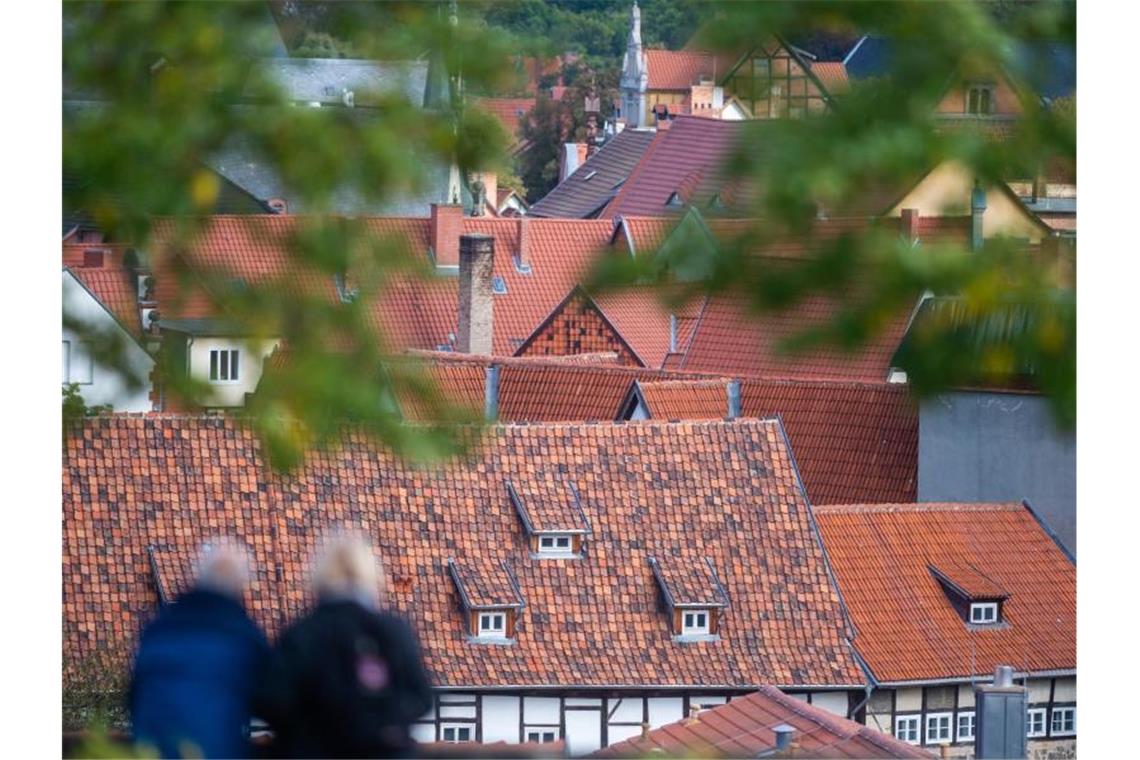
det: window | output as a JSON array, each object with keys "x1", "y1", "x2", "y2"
[
  {"x1": 1027, "y1": 707, "x2": 1047, "y2": 737},
  {"x1": 967, "y1": 86, "x2": 994, "y2": 115},
  {"x1": 538, "y1": 535, "x2": 572, "y2": 553},
  {"x1": 526, "y1": 730, "x2": 558, "y2": 743},
  {"x1": 681, "y1": 610, "x2": 710, "y2": 635},
  {"x1": 209, "y1": 349, "x2": 240, "y2": 382},
  {"x1": 925, "y1": 712, "x2": 952, "y2": 744},
  {"x1": 441, "y1": 725, "x2": 472, "y2": 743},
  {"x1": 1050, "y1": 706, "x2": 1075, "y2": 736},
  {"x1": 895, "y1": 715, "x2": 920, "y2": 745},
  {"x1": 477, "y1": 611, "x2": 505, "y2": 637},
  {"x1": 62, "y1": 340, "x2": 95, "y2": 385},
  {"x1": 665, "y1": 192, "x2": 684, "y2": 208},
  {"x1": 956, "y1": 711, "x2": 975, "y2": 743},
  {"x1": 969, "y1": 602, "x2": 999, "y2": 624}
]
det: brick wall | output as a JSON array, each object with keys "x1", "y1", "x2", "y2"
[{"x1": 517, "y1": 298, "x2": 640, "y2": 366}]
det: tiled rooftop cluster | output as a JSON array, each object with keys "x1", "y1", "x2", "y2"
[{"x1": 63, "y1": 415, "x2": 865, "y2": 689}]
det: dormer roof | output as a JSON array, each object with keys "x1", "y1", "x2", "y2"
[
  {"x1": 447, "y1": 557, "x2": 525, "y2": 611},
  {"x1": 649, "y1": 556, "x2": 729, "y2": 609},
  {"x1": 506, "y1": 477, "x2": 589, "y2": 535},
  {"x1": 928, "y1": 559, "x2": 1009, "y2": 601}
]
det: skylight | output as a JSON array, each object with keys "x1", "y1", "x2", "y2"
[{"x1": 492, "y1": 276, "x2": 508, "y2": 294}]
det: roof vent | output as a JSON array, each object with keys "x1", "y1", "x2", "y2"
[{"x1": 773, "y1": 724, "x2": 796, "y2": 752}]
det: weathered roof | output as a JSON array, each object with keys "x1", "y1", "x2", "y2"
[
  {"x1": 244, "y1": 58, "x2": 428, "y2": 107},
  {"x1": 63, "y1": 415, "x2": 865, "y2": 689},
  {"x1": 594, "y1": 685, "x2": 933, "y2": 759},
  {"x1": 529, "y1": 129, "x2": 657, "y2": 219},
  {"x1": 814, "y1": 502, "x2": 1075, "y2": 683},
  {"x1": 63, "y1": 250, "x2": 144, "y2": 340}
]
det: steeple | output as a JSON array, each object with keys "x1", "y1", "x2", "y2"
[{"x1": 620, "y1": 2, "x2": 649, "y2": 128}]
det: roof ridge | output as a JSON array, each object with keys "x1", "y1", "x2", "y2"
[{"x1": 814, "y1": 502, "x2": 1024, "y2": 514}]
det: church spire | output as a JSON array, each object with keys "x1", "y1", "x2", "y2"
[{"x1": 620, "y1": 2, "x2": 648, "y2": 128}]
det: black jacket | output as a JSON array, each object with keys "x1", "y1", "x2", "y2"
[
  {"x1": 130, "y1": 588, "x2": 270, "y2": 759},
  {"x1": 258, "y1": 599, "x2": 434, "y2": 758}
]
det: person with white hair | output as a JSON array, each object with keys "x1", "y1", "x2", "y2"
[
  {"x1": 257, "y1": 531, "x2": 434, "y2": 758},
  {"x1": 129, "y1": 539, "x2": 270, "y2": 759}
]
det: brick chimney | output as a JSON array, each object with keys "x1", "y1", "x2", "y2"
[
  {"x1": 430, "y1": 203, "x2": 464, "y2": 267},
  {"x1": 458, "y1": 233, "x2": 495, "y2": 355},
  {"x1": 900, "y1": 208, "x2": 920, "y2": 240}
]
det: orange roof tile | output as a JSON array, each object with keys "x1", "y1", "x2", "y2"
[
  {"x1": 645, "y1": 49, "x2": 736, "y2": 90},
  {"x1": 67, "y1": 266, "x2": 144, "y2": 340},
  {"x1": 594, "y1": 685, "x2": 933, "y2": 758},
  {"x1": 471, "y1": 97, "x2": 536, "y2": 143},
  {"x1": 810, "y1": 62, "x2": 850, "y2": 95},
  {"x1": 814, "y1": 502, "x2": 1075, "y2": 683},
  {"x1": 63, "y1": 415, "x2": 865, "y2": 689}
]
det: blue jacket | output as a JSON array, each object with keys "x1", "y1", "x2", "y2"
[{"x1": 130, "y1": 588, "x2": 269, "y2": 759}]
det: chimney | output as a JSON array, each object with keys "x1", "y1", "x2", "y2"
[
  {"x1": 900, "y1": 208, "x2": 920, "y2": 241},
  {"x1": 773, "y1": 724, "x2": 796, "y2": 754},
  {"x1": 430, "y1": 203, "x2": 464, "y2": 267},
  {"x1": 458, "y1": 233, "x2": 495, "y2": 355},
  {"x1": 686, "y1": 704, "x2": 700, "y2": 725},
  {"x1": 484, "y1": 363, "x2": 500, "y2": 420},
  {"x1": 83, "y1": 248, "x2": 106, "y2": 268},
  {"x1": 971, "y1": 181, "x2": 987, "y2": 251},
  {"x1": 726, "y1": 379, "x2": 742, "y2": 419},
  {"x1": 974, "y1": 665, "x2": 1027, "y2": 759},
  {"x1": 515, "y1": 216, "x2": 532, "y2": 272}
]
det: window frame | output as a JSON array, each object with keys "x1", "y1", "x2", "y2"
[
  {"x1": 969, "y1": 602, "x2": 999, "y2": 624},
  {"x1": 956, "y1": 711, "x2": 976, "y2": 743},
  {"x1": 537, "y1": 534, "x2": 572, "y2": 553},
  {"x1": 1050, "y1": 706, "x2": 1076, "y2": 737},
  {"x1": 208, "y1": 348, "x2": 241, "y2": 384},
  {"x1": 894, "y1": 714, "x2": 921, "y2": 745},
  {"x1": 525, "y1": 729, "x2": 559, "y2": 744},
  {"x1": 441, "y1": 724, "x2": 473, "y2": 743},
  {"x1": 967, "y1": 84, "x2": 995, "y2": 115},
  {"x1": 924, "y1": 711, "x2": 953, "y2": 745},
  {"x1": 1027, "y1": 707, "x2": 1048, "y2": 737},
  {"x1": 681, "y1": 609, "x2": 710, "y2": 636},
  {"x1": 476, "y1": 611, "x2": 506, "y2": 638}
]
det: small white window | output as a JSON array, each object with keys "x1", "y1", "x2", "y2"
[
  {"x1": 477, "y1": 611, "x2": 505, "y2": 637},
  {"x1": 925, "y1": 712, "x2": 952, "y2": 744},
  {"x1": 1050, "y1": 706, "x2": 1075, "y2": 736},
  {"x1": 956, "y1": 711, "x2": 975, "y2": 742},
  {"x1": 969, "y1": 602, "x2": 998, "y2": 624},
  {"x1": 895, "y1": 715, "x2": 920, "y2": 745},
  {"x1": 63, "y1": 340, "x2": 95, "y2": 385},
  {"x1": 526, "y1": 730, "x2": 558, "y2": 743},
  {"x1": 1027, "y1": 707, "x2": 1047, "y2": 737},
  {"x1": 209, "y1": 349, "x2": 240, "y2": 382},
  {"x1": 441, "y1": 725, "x2": 473, "y2": 743},
  {"x1": 538, "y1": 535, "x2": 572, "y2": 553},
  {"x1": 681, "y1": 610, "x2": 710, "y2": 635}
]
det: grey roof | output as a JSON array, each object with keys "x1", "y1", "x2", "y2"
[
  {"x1": 156, "y1": 318, "x2": 243, "y2": 337},
  {"x1": 244, "y1": 58, "x2": 428, "y2": 107},
  {"x1": 528, "y1": 129, "x2": 657, "y2": 219}
]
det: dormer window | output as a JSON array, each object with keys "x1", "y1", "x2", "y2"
[
  {"x1": 649, "y1": 556, "x2": 730, "y2": 640},
  {"x1": 969, "y1": 602, "x2": 999, "y2": 625},
  {"x1": 507, "y1": 478, "x2": 590, "y2": 558},
  {"x1": 478, "y1": 611, "x2": 506, "y2": 637},
  {"x1": 538, "y1": 534, "x2": 572, "y2": 553},
  {"x1": 665, "y1": 192, "x2": 684, "y2": 208},
  {"x1": 681, "y1": 610, "x2": 710, "y2": 635}
]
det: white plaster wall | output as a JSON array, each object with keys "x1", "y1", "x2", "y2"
[
  {"x1": 188, "y1": 336, "x2": 279, "y2": 407},
  {"x1": 958, "y1": 684, "x2": 975, "y2": 708},
  {"x1": 62, "y1": 271, "x2": 153, "y2": 412},
  {"x1": 1053, "y1": 677, "x2": 1075, "y2": 702},
  {"x1": 410, "y1": 723, "x2": 435, "y2": 743},
  {"x1": 608, "y1": 697, "x2": 643, "y2": 723},
  {"x1": 811, "y1": 692, "x2": 849, "y2": 717},
  {"x1": 481, "y1": 696, "x2": 520, "y2": 743},
  {"x1": 895, "y1": 687, "x2": 923, "y2": 712},
  {"x1": 606, "y1": 724, "x2": 642, "y2": 745},
  {"x1": 1028, "y1": 679, "x2": 1053, "y2": 703},
  {"x1": 564, "y1": 710, "x2": 602, "y2": 755},
  {"x1": 523, "y1": 697, "x2": 560, "y2": 725},
  {"x1": 647, "y1": 697, "x2": 683, "y2": 728}
]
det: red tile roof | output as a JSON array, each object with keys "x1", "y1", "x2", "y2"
[
  {"x1": 63, "y1": 415, "x2": 865, "y2": 689},
  {"x1": 471, "y1": 97, "x2": 536, "y2": 144},
  {"x1": 810, "y1": 62, "x2": 850, "y2": 95},
  {"x1": 645, "y1": 49, "x2": 737, "y2": 90},
  {"x1": 594, "y1": 685, "x2": 933, "y2": 759},
  {"x1": 813, "y1": 502, "x2": 1075, "y2": 684},
  {"x1": 632, "y1": 377, "x2": 917, "y2": 505},
  {"x1": 66, "y1": 266, "x2": 144, "y2": 340}
]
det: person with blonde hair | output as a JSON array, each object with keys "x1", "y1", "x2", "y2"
[
  {"x1": 129, "y1": 538, "x2": 270, "y2": 759},
  {"x1": 258, "y1": 531, "x2": 434, "y2": 758}
]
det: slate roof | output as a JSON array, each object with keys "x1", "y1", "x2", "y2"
[
  {"x1": 630, "y1": 377, "x2": 917, "y2": 505},
  {"x1": 529, "y1": 130, "x2": 657, "y2": 219},
  {"x1": 814, "y1": 502, "x2": 1075, "y2": 684},
  {"x1": 63, "y1": 415, "x2": 865, "y2": 689},
  {"x1": 244, "y1": 58, "x2": 428, "y2": 107},
  {"x1": 594, "y1": 685, "x2": 933, "y2": 759}
]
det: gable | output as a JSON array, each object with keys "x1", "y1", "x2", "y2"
[{"x1": 722, "y1": 39, "x2": 831, "y2": 118}]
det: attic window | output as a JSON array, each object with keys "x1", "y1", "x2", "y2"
[
  {"x1": 665, "y1": 192, "x2": 684, "y2": 208},
  {"x1": 681, "y1": 610, "x2": 710, "y2": 635},
  {"x1": 492, "y1": 276, "x2": 508, "y2": 294},
  {"x1": 513, "y1": 253, "x2": 533, "y2": 275},
  {"x1": 582, "y1": 170, "x2": 598, "y2": 181},
  {"x1": 537, "y1": 534, "x2": 572, "y2": 553},
  {"x1": 477, "y1": 612, "x2": 506, "y2": 637},
  {"x1": 967, "y1": 85, "x2": 994, "y2": 115},
  {"x1": 969, "y1": 602, "x2": 999, "y2": 625}
]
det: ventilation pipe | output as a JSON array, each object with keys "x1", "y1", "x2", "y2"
[
  {"x1": 773, "y1": 724, "x2": 796, "y2": 754},
  {"x1": 971, "y1": 181, "x2": 987, "y2": 251},
  {"x1": 727, "y1": 379, "x2": 742, "y2": 419}
]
